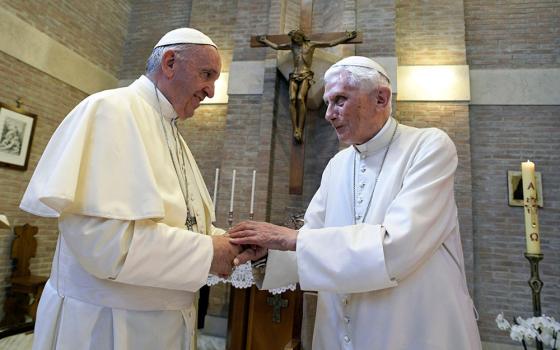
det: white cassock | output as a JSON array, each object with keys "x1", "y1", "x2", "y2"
[
  {"x1": 261, "y1": 117, "x2": 482, "y2": 350},
  {"x1": 20, "y1": 76, "x2": 222, "y2": 350}
]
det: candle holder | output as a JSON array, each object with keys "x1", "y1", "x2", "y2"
[
  {"x1": 524, "y1": 252, "x2": 544, "y2": 350},
  {"x1": 228, "y1": 211, "x2": 233, "y2": 228}
]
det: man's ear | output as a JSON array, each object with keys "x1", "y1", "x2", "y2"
[
  {"x1": 377, "y1": 86, "x2": 391, "y2": 108},
  {"x1": 161, "y1": 50, "x2": 176, "y2": 79}
]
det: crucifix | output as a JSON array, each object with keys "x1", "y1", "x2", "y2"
[
  {"x1": 251, "y1": 0, "x2": 362, "y2": 194},
  {"x1": 267, "y1": 294, "x2": 289, "y2": 323}
]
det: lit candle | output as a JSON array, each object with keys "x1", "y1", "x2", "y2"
[
  {"x1": 230, "y1": 169, "x2": 236, "y2": 212},
  {"x1": 250, "y1": 170, "x2": 256, "y2": 215},
  {"x1": 213, "y1": 168, "x2": 219, "y2": 216},
  {"x1": 521, "y1": 160, "x2": 540, "y2": 254}
]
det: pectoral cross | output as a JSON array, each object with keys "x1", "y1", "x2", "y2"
[
  {"x1": 185, "y1": 213, "x2": 196, "y2": 231},
  {"x1": 250, "y1": 0, "x2": 361, "y2": 194}
]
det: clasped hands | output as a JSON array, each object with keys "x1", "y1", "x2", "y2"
[{"x1": 209, "y1": 221, "x2": 298, "y2": 277}]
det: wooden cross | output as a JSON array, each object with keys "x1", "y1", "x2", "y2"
[
  {"x1": 267, "y1": 294, "x2": 289, "y2": 323},
  {"x1": 250, "y1": 0, "x2": 362, "y2": 194}
]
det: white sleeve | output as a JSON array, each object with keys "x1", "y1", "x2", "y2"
[
  {"x1": 59, "y1": 214, "x2": 213, "y2": 291},
  {"x1": 296, "y1": 224, "x2": 396, "y2": 293}
]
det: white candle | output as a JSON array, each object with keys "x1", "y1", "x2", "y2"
[
  {"x1": 250, "y1": 170, "x2": 256, "y2": 214},
  {"x1": 521, "y1": 160, "x2": 540, "y2": 254},
  {"x1": 213, "y1": 168, "x2": 219, "y2": 216},
  {"x1": 230, "y1": 169, "x2": 236, "y2": 212}
]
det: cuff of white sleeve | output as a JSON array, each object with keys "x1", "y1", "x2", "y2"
[
  {"x1": 297, "y1": 224, "x2": 397, "y2": 293},
  {"x1": 260, "y1": 250, "x2": 299, "y2": 290}
]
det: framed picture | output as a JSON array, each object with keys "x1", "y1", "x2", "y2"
[
  {"x1": 507, "y1": 170, "x2": 544, "y2": 207},
  {"x1": 0, "y1": 103, "x2": 37, "y2": 170}
]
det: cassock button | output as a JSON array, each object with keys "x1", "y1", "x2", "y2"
[
  {"x1": 360, "y1": 182, "x2": 365, "y2": 188},
  {"x1": 360, "y1": 167, "x2": 366, "y2": 173},
  {"x1": 360, "y1": 154, "x2": 366, "y2": 159},
  {"x1": 357, "y1": 198, "x2": 363, "y2": 204},
  {"x1": 344, "y1": 335, "x2": 350, "y2": 343},
  {"x1": 344, "y1": 317, "x2": 350, "y2": 324},
  {"x1": 355, "y1": 215, "x2": 361, "y2": 221},
  {"x1": 342, "y1": 298, "x2": 348, "y2": 305}
]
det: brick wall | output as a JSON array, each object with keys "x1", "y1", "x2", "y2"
[
  {"x1": 119, "y1": 0, "x2": 192, "y2": 80},
  {"x1": 396, "y1": 0, "x2": 467, "y2": 65},
  {"x1": 0, "y1": 51, "x2": 88, "y2": 319},
  {"x1": 232, "y1": 0, "x2": 271, "y2": 61},
  {"x1": 465, "y1": 0, "x2": 560, "y2": 69},
  {"x1": 464, "y1": 1, "x2": 560, "y2": 345},
  {"x1": 178, "y1": 106, "x2": 228, "y2": 201},
  {"x1": 3, "y1": 0, "x2": 130, "y2": 76},
  {"x1": 356, "y1": 0, "x2": 396, "y2": 57},
  {"x1": 190, "y1": 0, "x2": 237, "y2": 50},
  {"x1": 470, "y1": 106, "x2": 560, "y2": 343}
]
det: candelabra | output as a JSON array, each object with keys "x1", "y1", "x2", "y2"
[{"x1": 525, "y1": 252, "x2": 544, "y2": 350}]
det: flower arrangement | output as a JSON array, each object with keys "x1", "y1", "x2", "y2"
[{"x1": 496, "y1": 313, "x2": 559, "y2": 349}]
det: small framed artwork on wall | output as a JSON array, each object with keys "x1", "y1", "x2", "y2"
[{"x1": 0, "y1": 102, "x2": 37, "y2": 170}]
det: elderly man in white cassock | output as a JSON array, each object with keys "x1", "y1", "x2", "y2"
[
  {"x1": 229, "y1": 56, "x2": 482, "y2": 349},
  {"x1": 20, "y1": 28, "x2": 241, "y2": 350}
]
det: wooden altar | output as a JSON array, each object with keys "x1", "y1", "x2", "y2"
[{"x1": 227, "y1": 286, "x2": 303, "y2": 350}]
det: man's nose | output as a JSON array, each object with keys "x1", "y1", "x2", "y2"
[
  {"x1": 325, "y1": 103, "x2": 336, "y2": 121},
  {"x1": 204, "y1": 83, "x2": 215, "y2": 99}
]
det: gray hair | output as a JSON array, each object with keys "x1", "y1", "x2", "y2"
[
  {"x1": 323, "y1": 65, "x2": 392, "y2": 115},
  {"x1": 145, "y1": 44, "x2": 198, "y2": 74},
  {"x1": 324, "y1": 65, "x2": 391, "y2": 94}
]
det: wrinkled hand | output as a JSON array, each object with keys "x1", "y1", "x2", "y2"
[
  {"x1": 228, "y1": 220, "x2": 298, "y2": 251},
  {"x1": 257, "y1": 35, "x2": 267, "y2": 42},
  {"x1": 210, "y1": 235, "x2": 242, "y2": 277},
  {"x1": 346, "y1": 30, "x2": 357, "y2": 39}
]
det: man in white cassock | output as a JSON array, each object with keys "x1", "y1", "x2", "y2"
[
  {"x1": 230, "y1": 56, "x2": 482, "y2": 349},
  {"x1": 20, "y1": 28, "x2": 241, "y2": 350}
]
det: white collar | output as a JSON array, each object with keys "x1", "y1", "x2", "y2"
[
  {"x1": 353, "y1": 117, "x2": 397, "y2": 156},
  {"x1": 131, "y1": 75, "x2": 177, "y2": 121}
]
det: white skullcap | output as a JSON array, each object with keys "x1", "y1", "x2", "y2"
[
  {"x1": 332, "y1": 56, "x2": 391, "y2": 83},
  {"x1": 154, "y1": 28, "x2": 217, "y2": 48}
]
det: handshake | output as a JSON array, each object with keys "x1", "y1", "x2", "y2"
[{"x1": 209, "y1": 220, "x2": 299, "y2": 277}]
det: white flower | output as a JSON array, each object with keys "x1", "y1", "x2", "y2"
[
  {"x1": 498, "y1": 314, "x2": 559, "y2": 349},
  {"x1": 510, "y1": 324, "x2": 526, "y2": 342},
  {"x1": 496, "y1": 312, "x2": 511, "y2": 331}
]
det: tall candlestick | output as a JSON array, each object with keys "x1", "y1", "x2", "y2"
[
  {"x1": 213, "y1": 168, "x2": 219, "y2": 217},
  {"x1": 230, "y1": 169, "x2": 236, "y2": 213},
  {"x1": 250, "y1": 170, "x2": 256, "y2": 215},
  {"x1": 521, "y1": 160, "x2": 540, "y2": 254}
]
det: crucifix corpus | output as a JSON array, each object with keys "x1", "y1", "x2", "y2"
[{"x1": 250, "y1": 3, "x2": 362, "y2": 194}]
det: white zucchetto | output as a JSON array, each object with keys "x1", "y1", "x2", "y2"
[
  {"x1": 332, "y1": 56, "x2": 391, "y2": 83},
  {"x1": 154, "y1": 28, "x2": 217, "y2": 48}
]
